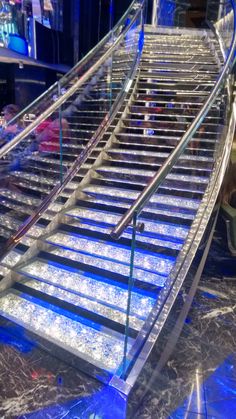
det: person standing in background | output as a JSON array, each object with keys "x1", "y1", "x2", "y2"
[{"x1": 0, "y1": 104, "x2": 22, "y2": 147}]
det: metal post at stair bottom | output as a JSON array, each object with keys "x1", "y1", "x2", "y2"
[
  {"x1": 152, "y1": 0, "x2": 160, "y2": 26},
  {"x1": 109, "y1": 0, "x2": 114, "y2": 110},
  {"x1": 58, "y1": 81, "x2": 63, "y2": 185},
  {"x1": 121, "y1": 212, "x2": 138, "y2": 380}
]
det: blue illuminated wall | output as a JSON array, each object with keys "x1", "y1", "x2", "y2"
[{"x1": 158, "y1": 0, "x2": 176, "y2": 26}]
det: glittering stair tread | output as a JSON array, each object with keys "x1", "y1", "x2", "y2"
[
  {"x1": 0, "y1": 198, "x2": 53, "y2": 222},
  {"x1": 0, "y1": 214, "x2": 43, "y2": 238},
  {"x1": 46, "y1": 244, "x2": 167, "y2": 287},
  {"x1": 0, "y1": 188, "x2": 41, "y2": 206},
  {"x1": 1, "y1": 250, "x2": 23, "y2": 268},
  {"x1": 65, "y1": 207, "x2": 188, "y2": 240},
  {"x1": 96, "y1": 166, "x2": 209, "y2": 184},
  {"x1": 0, "y1": 266, "x2": 10, "y2": 277},
  {"x1": 94, "y1": 174, "x2": 206, "y2": 195},
  {"x1": 0, "y1": 189, "x2": 62, "y2": 213},
  {"x1": 28, "y1": 154, "x2": 93, "y2": 172},
  {"x1": 104, "y1": 158, "x2": 211, "y2": 174},
  {"x1": 78, "y1": 196, "x2": 195, "y2": 221},
  {"x1": 83, "y1": 185, "x2": 200, "y2": 211},
  {"x1": 11, "y1": 178, "x2": 71, "y2": 198},
  {"x1": 27, "y1": 154, "x2": 70, "y2": 166},
  {"x1": 93, "y1": 166, "x2": 209, "y2": 196},
  {"x1": 11, "y1": 171, "x2": 79, "y2": 190},
  {"x1": 45, "y1": 232, "x2": 175, "y2": 278},
  {"x1": 65, "y1": 218, "x2": 183, "y2": 251},
  {"x1": 108, "y1": 148, "x2": 213, "y2": 163},
  {"x1": 20, "y1": 279, "x2": 144, "y2": 331},
  {"x1": 115, "y1": 132, "x2": 219, "y2": 144},
  {"x1": 0, "y1": 292, "x2": 130, "y2": 372},
  {"x1": 19, "y1": 260, "x2": 155, "y2": 328}
]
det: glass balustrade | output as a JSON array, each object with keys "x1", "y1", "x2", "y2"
[
  {"x1": 0, "y1": 0, "x2": 145, "y2": 260},
  {"x1": 113, "y1": 0, "x2": 236, "y2": 385}
]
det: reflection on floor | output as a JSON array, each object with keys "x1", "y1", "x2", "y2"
[{"x1": 0, "y1": 221, "x2": 235, "y2": 419}]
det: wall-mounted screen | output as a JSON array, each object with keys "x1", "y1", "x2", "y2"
[{"x1": 0, "y1": 0, "x2": 63, "y2": 54}]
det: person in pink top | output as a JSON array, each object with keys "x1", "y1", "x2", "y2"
[{"x1": 35, "y1": 116, "x2": 70, "y2": 153}]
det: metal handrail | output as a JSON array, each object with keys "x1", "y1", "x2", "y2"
[
  {"x1": 0, "y1": 2, "x2": 143, "y2": 160},
  {"x1": 0, "y1": 2, "x2": 145, "y2": 261},
  {"x1": 111, "y1": 0, "x2": 236, "y2": 240},
  {"x1": 4, "y1": 0, "x2": 141, "y2": 130}
]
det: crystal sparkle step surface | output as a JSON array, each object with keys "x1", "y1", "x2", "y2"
[
  {"x1": 0, "y1": 292, "x2": 129, "y2": 372},
  {"x1": 65, "y1": 218, "x2": 183, "y2": 251},
  {"x1": 0, "y1": 189, "x2": 63, "y2": 213},
  {"x1": 83, "y1": 186, "x2": 200, "y2": 210},
  {"x1": 20, "y1": 260, "x2": 155, "y2": 323},
  {"x1": 22, "y1": 279, "x2": 144, "y2": 331},
  {"x1": 11, "y1": 171, "x2": 79, "y2": 190},
  {"x1": 46, "y1": 232, "x2": 175, "y2": 277},
  {"x1": 65, "y1": 207, "x2": 189, "y2": 240},
  {"x1": 95, "y1": 166, "x2": 209, "y2": 185},
  {"x1": 108, "y1": 148, "x2": 214, "y2": 163},
  {"x1": 49, "y1": 245, "x2": 167, "y2": 287},
  {"x1": 1, "y1": 250, "x2": 22, "y2": 267},
  {"x1": 78, "y1": 196, "x2": 195, "y2": 221}
]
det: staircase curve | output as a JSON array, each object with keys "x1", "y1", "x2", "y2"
[{"x1": 0, "y1": 0, "x2": 235, "y2": 394}]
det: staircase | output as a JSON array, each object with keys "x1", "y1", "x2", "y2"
[{"x1": 0, "y1": 19, "x2": 233, "y2": 389}]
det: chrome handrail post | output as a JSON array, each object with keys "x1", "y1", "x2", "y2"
[
  {"x1": 151, "y1": 0, "x2": 160, "y2": 26},
  {"x1": 58, "y1": 80, "x2": 63, "y2": 185}
]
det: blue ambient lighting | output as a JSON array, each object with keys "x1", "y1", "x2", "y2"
[
  {"x1": 8, "y1": 34, "x2": 28, "y2": 55},
  {"x1": 160, "y1": 0, "x2": 175, "y2": 27},
  {"x1": 0, "y1": 325, "x2": 34, "y2": 353},
  {"x1": 171, "y1": 354, "x2": 236, "y2": 417},
  {"x1": 20, "y1": 386, "x2": 127, "y2": 418},
  {"x1": 138, "y1": 29, "x2": 144, "y2": 53}
]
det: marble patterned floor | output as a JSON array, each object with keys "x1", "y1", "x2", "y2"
[{"x1": 0, "y1": 220, "x2": 235, "y2": 419}]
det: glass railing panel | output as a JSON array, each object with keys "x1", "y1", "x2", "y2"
[
  {"x1": 0, "y1": 1, "x2": 144, "y2": 258},
  {"x1": 0, "y1": 100, "x2": 65, "y2": 250},
  {"x1": 0, "y1": 0, "x2": 145, "y2": 380},
  {"x1": 206, "y1": 0, "x2": 221, "y2": 22},
  {"x1": 155, "y1": 0, "x2": 191, "y2": 27},
  {"x1": 117, "y1": 97, "x2": 227, "y2": 380},
  {"x1": 207, "y1": 0, "x2": 234, "y2": 55},
  {"x1": 116, "y1": 0, "x2": 236, "y2": 381}
]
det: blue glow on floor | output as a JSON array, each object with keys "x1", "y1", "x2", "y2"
[
  {"x1": 0, "y1": 325, "x2": 35, "y2": 353},
  {"x1": 170, "y1": 354, "x2": 236, "y2": 418},
  {"x1": 201, "y1": 291, "x2": 217, "y2": 299},
  {"x1": 19, "y1": 386, "x2": 127, "y2": 419}
]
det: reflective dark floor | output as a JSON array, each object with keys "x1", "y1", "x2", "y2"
[{"x1": 0, "y1": 219, "x2": 235, "y2": 419}]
